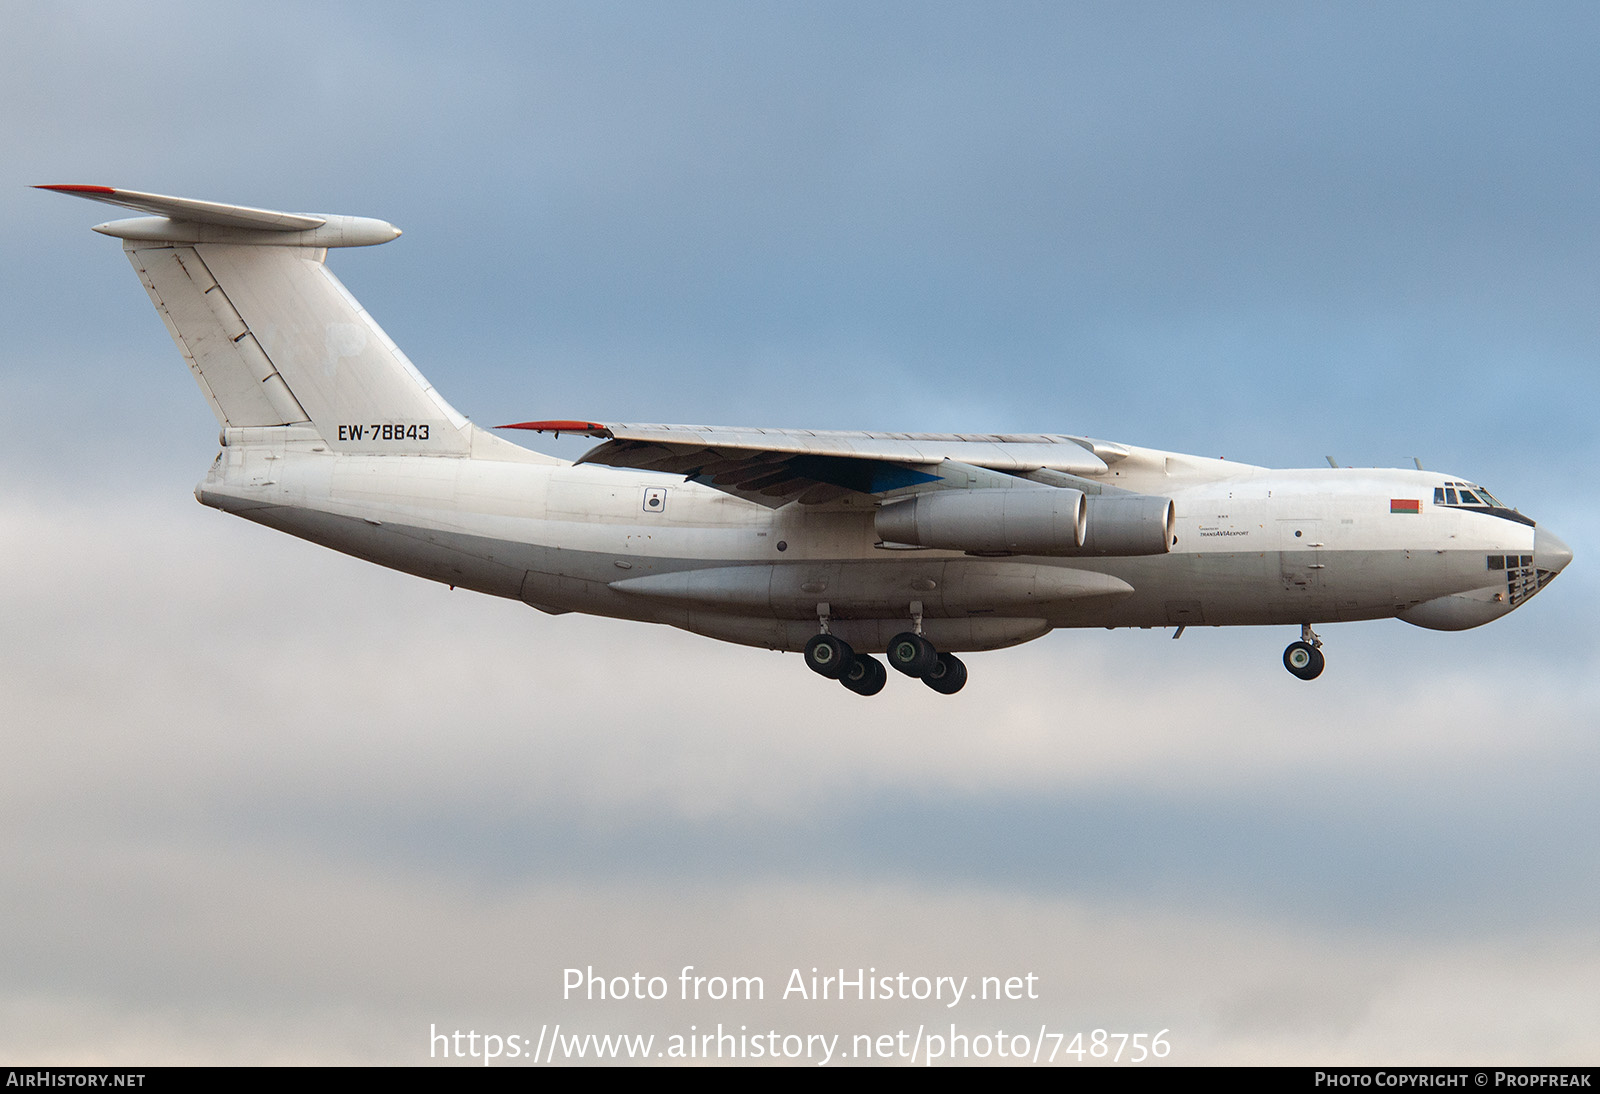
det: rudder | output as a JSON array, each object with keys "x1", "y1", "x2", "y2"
[{"x1": 129, "y1": 243, "x2": 312, "y2": 429}]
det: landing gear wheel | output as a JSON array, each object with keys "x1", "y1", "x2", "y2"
[
  {"x1": 887, "y1": 632, "x2": 938, "y2": 677},
  {"x1": 1283, "y1": 641, "x2": 1325, "y2": 681},
  {"x1": 804, "y1": 634, "x2": 854, "y2": 679},
  {"x1": 922, "y1": 652, "x2": 968, "y2": 695},
  {"x1": 841, "y1": 655, "x2": 887, "y2": 696}
]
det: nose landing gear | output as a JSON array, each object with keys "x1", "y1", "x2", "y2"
[{"x1": 1283, "y1": 624, "x2": 1326, "y2": 681}]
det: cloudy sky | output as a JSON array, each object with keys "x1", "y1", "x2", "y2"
[{"x1": 3, "y1": 0, "x2": 1597, "y2": 1065}]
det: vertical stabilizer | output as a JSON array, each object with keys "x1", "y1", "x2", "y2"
[{"x1": 42, "y1": 185, "x2": 471, "y2": 456}]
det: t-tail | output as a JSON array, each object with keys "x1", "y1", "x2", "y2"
[{"x1": 38, "y1": 185, "x2": 471, "y2": 456}]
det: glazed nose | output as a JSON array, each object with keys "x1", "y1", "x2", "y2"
[{"x1": 1533, "y1": 525, "x2": 1573, "y2": 574}]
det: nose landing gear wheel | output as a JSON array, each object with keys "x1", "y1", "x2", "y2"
[
  {"x1": 804, "y1": 634, "x2": 854, "y2": 679},
  {"x1": 841, "y1": 654, "x2": 887, "y2": 696},
  {"x1": 922, "y1": 652, "x2": 967, "y2": 695},
  {"x1": 1283, "y1": 641, "x2": 1325, "y2": 681},
  {"x1": 887, "y1": 631, "x2": 938, "y2": 677}
]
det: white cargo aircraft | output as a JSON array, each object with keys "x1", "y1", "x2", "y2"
[{"x1": 43, "y1": 185, "x2": 1572, "y2": 695}]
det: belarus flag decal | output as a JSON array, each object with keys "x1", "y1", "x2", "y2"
[{"x1": 1391, "y1": 498, "x2": 1421, "y2": 514}]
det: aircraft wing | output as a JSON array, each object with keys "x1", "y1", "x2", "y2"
[{"x1": 498, "y1": 420, "x2": 1127, "y2": 507}]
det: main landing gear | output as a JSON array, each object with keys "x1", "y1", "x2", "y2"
[
  {"x1": 887, "y1": 632, "x2": 968, "y2": 695},
  {"x1": 803, "y1": 633, "x2": 888, "y2": 696},
  {"x1": 1282, "y1": 623, "x2": 1325, "y2": 681},
  {"x1": 804, "y1": 604, "x2": 967, "y2": 696}
]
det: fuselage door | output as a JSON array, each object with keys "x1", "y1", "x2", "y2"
[{"x1": 1277, "y1": 519, "x2": 1325, "y2": 591}]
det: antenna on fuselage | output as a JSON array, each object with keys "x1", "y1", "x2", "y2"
[
  {"x1": 1325, "y1": 456, "x2": 1340, "y2": 468},
  {"x1": 1413, "y1": 457, "x2": 1424, "y2": 470}
]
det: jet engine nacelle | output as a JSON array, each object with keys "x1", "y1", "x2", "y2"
[
  {"x1": 1079, "y1": 494, "x2": 1176, "y2": 557},
  {"x1": 875, "y1": 488, "x2": 1173, "y2": 557},
  {"x1": 875, "y1": 487, "x2": 1086, "y2": 555}
]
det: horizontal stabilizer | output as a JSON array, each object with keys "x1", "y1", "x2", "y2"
[
  {"x1": 37, "y1": 184, "x2": 400, "y2": 247},
  {"x1": 37, "y1": 185, "x2": 325, "y2": 229}
]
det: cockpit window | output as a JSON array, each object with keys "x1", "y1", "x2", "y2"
[
  {"x1": 1433, "y1": 481, "x2": 1530, "y2": 524},
  {"x1": 1436, "y1": 481, "x2": 1503, "y2": 508}
]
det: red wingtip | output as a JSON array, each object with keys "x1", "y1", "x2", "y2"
[
  {"x1": 496, "y1": 420, "x2": 610, "y2": 436},
  {"x1": 35, "y1": 184, "x2": 117, "y2": 193}
]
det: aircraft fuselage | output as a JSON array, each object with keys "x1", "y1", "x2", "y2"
[{"x1": 197, "y1": 428, "x2": 1563, "y2": 657}]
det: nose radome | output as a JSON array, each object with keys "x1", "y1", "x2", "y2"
[{"x1": 1534, "y1": 525, "x2": 1573, "y2": 573}]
